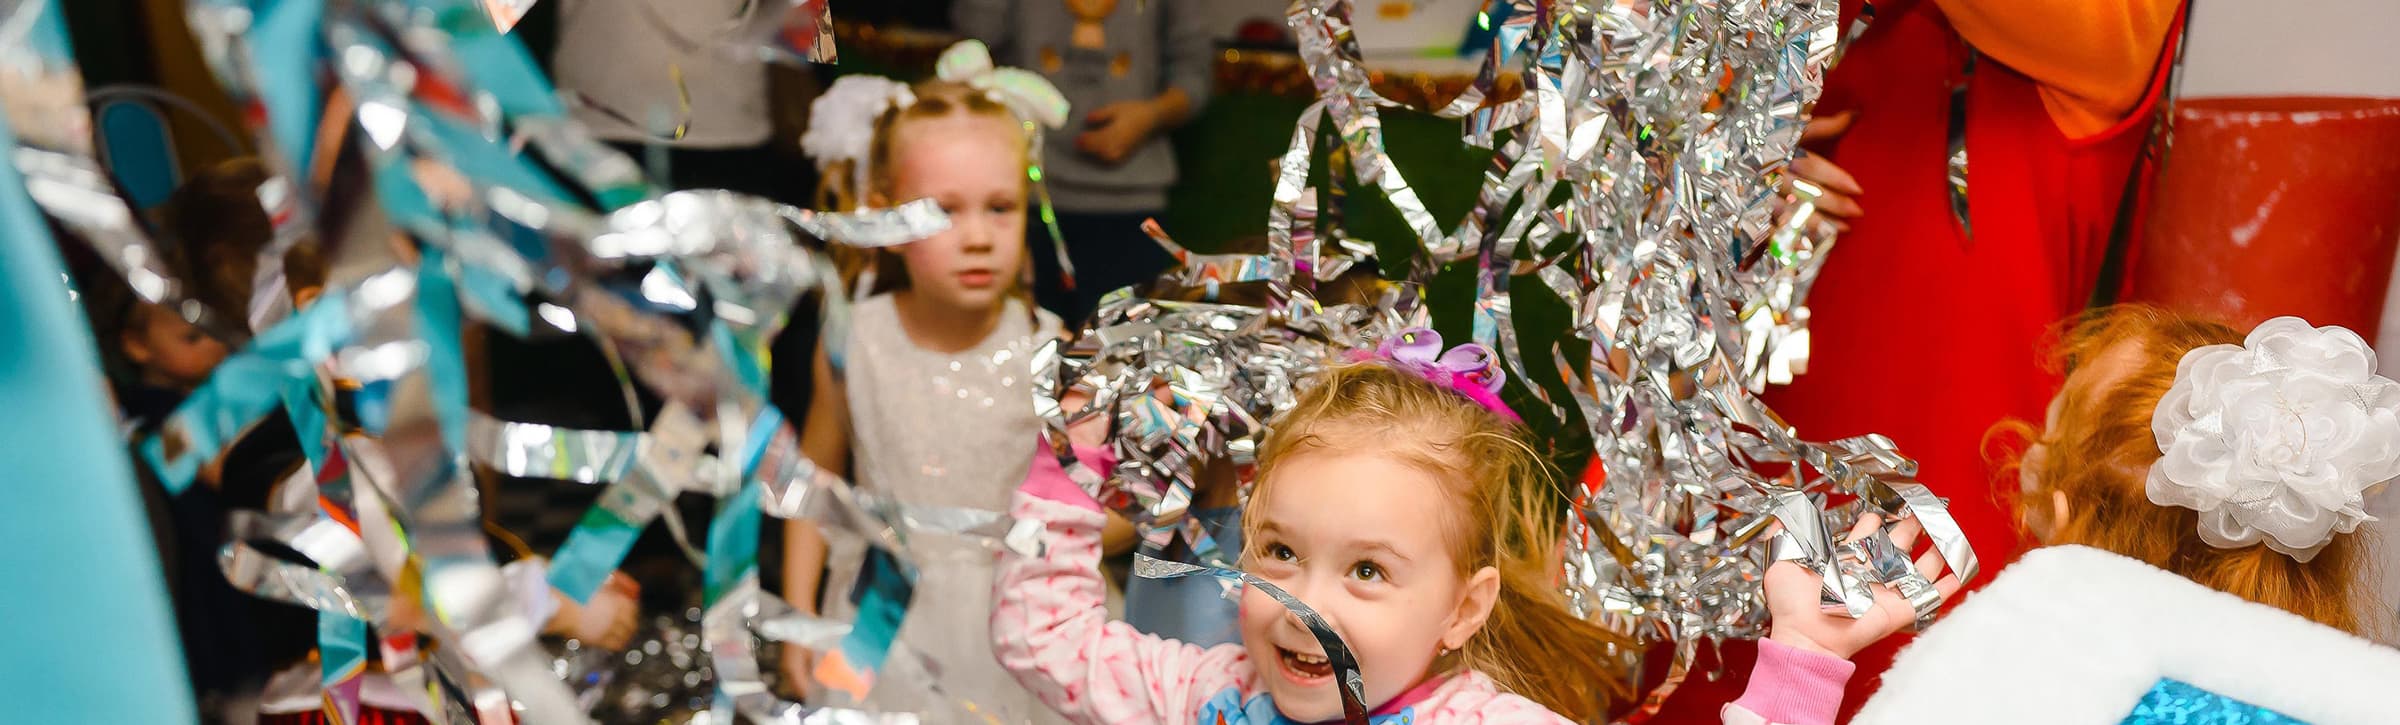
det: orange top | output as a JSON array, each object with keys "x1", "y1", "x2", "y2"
[{"x1": 1937, "y1": 0, "x2": 2181, "y2": 138}]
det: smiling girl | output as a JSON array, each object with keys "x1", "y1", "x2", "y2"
[{"x1": 994, "y1": 334, "x2": 1636, "y2": 723}]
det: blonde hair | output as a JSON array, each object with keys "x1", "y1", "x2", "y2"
[
  {"x1": 1997, "y1": 305, "x2": 2372, "y2": 634},
  {"x1": 1247, "y1": 363, "x2": 1632, "y2": 722},
  {"x1": 822, "y1": 79, "x2": 1031, "y2": 299}
]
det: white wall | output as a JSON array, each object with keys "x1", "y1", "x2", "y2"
[{"x1": 2181, "y1": 0, "x2": 2400, "y2": 99}]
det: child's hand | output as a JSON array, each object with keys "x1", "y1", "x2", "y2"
[
  {"x1": 1059, "y1": 382, "x2": 1175, "y2": 450},
  {"x1": 1059, "y1": 389, "x2": 1111, "y2": 449},
  {"x1": 1764, "y1": 512, "x2": 1964, "y2": 660},
  {"x1": 1076, "y1": 100, "x2": 1163, "y2": 165},
  {"x1": 779, "y1": 643, "x2": 817, "y2": 702},
  {"x1": 547, "y1": 572, "x2": 642, "y2": 651}
]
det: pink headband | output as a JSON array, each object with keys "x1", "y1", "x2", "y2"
[{"x1": 1349, "y1": 327, "x2": 1522, "y2": 424}]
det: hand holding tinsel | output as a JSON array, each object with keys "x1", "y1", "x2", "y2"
[
  {"x1": 1762, "y1": 511, "x2": 1968, "y2": 660},
  {"x1": 1031, "y1": 279, "x2": 1389, "y2": 563},
  {"x1": 547, "y1": 572, "x2": 642, "y2": 652}
]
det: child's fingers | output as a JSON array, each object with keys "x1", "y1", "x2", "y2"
[
  {"x1": 1913, "y1": 546, "x2": 1947, "y2": 581},
  {"x1": 1845, "y1": 512, "x2": 1884, "y2": 541},
  {"x1": 1934, "y1": 574, "x2": 1965, "y2": 600},
  {"x1": 1887, "y1": 516, "x2": 1924, "y2": 551}
]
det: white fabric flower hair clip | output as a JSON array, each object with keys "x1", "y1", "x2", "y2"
[
  {"x1": 798, "y1": 40, "x2": 1067, "y2": 186},
  {"x1": 797, "y1": 40, "x2": 1077, "y2": 284},
  {"x1": 800, "y1": 75, "x2": 915, "y2": 202},
  {"x1": 2147, "y1": 316, "x2": 2400, "y2": 562}
]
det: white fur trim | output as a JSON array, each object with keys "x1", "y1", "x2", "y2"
[{"x1": 1854, "y1": 545, "x2": 2400, "y2": 724}]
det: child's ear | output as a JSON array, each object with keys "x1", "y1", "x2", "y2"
[
  {"x1": 2050, "y1": 490, "x2": 2072, "y2": 533},
  {"x1": 1441, "y1": 565, "x2": 1502, "y2": 651},
  {"x1": 121, "y1": 328, "x2": 155, "y2": 366}
]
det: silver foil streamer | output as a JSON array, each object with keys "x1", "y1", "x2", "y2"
[
  {"x1": 1443, "y1": 0, "x2": 1969, "y2": 708},
  {"x1": 85, "y1": 0, "x2": 1025, "y2": 721},
  {"x1": 1163, "y1": 0, "x2": 1973, "y2": 715},
  {"x1": 0, "y1": 11, "x2": 246, "y2": 341},
  {"x1": 1135, "y1": 555, "x2": 1370, "y2": 722},
  {"x1": 1030, "y1": 289, "x2": 1393, "y2": 568}
]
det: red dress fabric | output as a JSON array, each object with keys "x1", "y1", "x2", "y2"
[{"x1": 1631, "y1": 1, "x2": 2177, "y2": 720}]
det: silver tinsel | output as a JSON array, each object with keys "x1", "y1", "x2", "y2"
[
  {"x1": 1263, "y1": 0, "x2": 1979, "y2": 712},
  {"x1": 1032, "y1": 0, "x2": 1979, "y2": 716},
  {"x1": 3, "y1": 0, "x2": 1005, "y2": 721}
]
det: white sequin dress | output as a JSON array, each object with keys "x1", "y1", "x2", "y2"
[{"x1": 837, "y1": 293, "x2": 1063, "y2": 724}]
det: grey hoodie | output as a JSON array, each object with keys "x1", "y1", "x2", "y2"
[{"x1": 953, "y1": 0, "x2": 1216, "y2": 213}]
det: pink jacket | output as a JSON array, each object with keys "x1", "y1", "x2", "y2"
[{"x1": 994, "y1": 442, "x2": 1852, "y2": 724}]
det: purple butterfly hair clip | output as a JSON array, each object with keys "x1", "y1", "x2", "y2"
[{"x1": 1352, "y1": 327, "x2": 1522, "y2": 424}]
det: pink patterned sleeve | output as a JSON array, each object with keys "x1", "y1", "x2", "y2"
[{"x1": 993, "y1": 490, "x2": 1252, "y2": 725}]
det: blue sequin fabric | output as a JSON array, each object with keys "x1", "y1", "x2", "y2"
[{"x1": 2120, "y1": 678, "x2": 2307, "y2": 724}]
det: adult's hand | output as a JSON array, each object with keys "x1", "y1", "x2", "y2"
[
  {"x1": 1781, "y1": 111, "x2": 1864, "y2": 232},
  {"x1": 1075, "y1": 100, "x2": 1164, "y2": 166},
  {"x1": 779, "y1": 643, "x2": 818, "y2": 702},
  {"x1": 546, "y1": 572, "x2": 642, "y2": 651}
]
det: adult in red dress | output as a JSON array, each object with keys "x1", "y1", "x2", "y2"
[{"x1": 1638, "y1": 1, "x2": 2184, "y2": 720}]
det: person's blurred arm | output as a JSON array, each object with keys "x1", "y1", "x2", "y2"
[
  {"x1": 1156, "y1": 0, "x2": 1215, "y2": 129},
  {"x1": 1074, "y1": 0, "x2": 1214, "y2": 164},
  {"x1": 780, "y1": 344, "x2": 848, "y2": 695},
  {"x1": 783, "y1": 344, "x2": 847, "y2": 616},
  {"x1": 1934, "y1": 0, "x2": 2180, "y2": 138},
  {"x1": 951, "y1": 0, "x2": 1015, "y2": 58},
  {"x1": 1101, "y1": 511, "x2": 1137, "y2": 556}
]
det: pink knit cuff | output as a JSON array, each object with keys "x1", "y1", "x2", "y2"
[
  {"x1": 1020, "y1": 438, "x2": 1113, "y2": 512},
  {"x1": 1729, "y1": 638, "x2": 1856, "y2": 725}
]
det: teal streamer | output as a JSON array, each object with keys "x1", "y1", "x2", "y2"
[
  {"x1": 277, "y1": 367, "x2": 374, "y2": 718},
  {"x1": 704, "y1": 480, "x2": 763, "y2": 606},
  {"x1": 318, "y1": 609, "x2": 369, "y2": 722},
  {"x1": 703, "y1": 404, "x2": 783, "y2": 605},
  {"x1": 417, "y1": 111, "x2": 574, "y2": 204},
  {"x1": 459, "y1": 263, "x2": 531, "y2": 336},
  {"x1": 142, "y1": 290, "x2": 354, "y2": 492},
  {"x1": 415, "y1": 0, "x2": 563, "y2": 118},
  {"x1": 413, "y1": 246, "x2": 473, "y2": 455},
  {"x1": 18, "y1": 0, "x2": 71, "y2": 60},
  {"x1": 712, "y1": 313, "x2": 769, "y2": 395},
  {"x1": 250, "y1": 0, "x2": 329, "y2": 178},
  {"x1": 0, "y1": 86, "x2": 196, "y2": 723},
  {"x1": 545, "y1": 476, "x2": 660, "y2": 603}
]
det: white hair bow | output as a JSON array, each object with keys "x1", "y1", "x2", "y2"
[
  {"x1": 2149, "y1": 316, "x2": 2400, "y2": 561},
  {"x1": 936, "y1": 39, "x2": 1069, "y2": 131}
]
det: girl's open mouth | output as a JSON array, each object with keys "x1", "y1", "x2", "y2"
[{"x1": 1276, "y1": 645, "x2": 1334, "y2": 685}]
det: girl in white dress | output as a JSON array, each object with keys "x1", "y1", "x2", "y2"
[{"x1": 782, "y1": 54, "x2": 1066, "y2": 724}]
